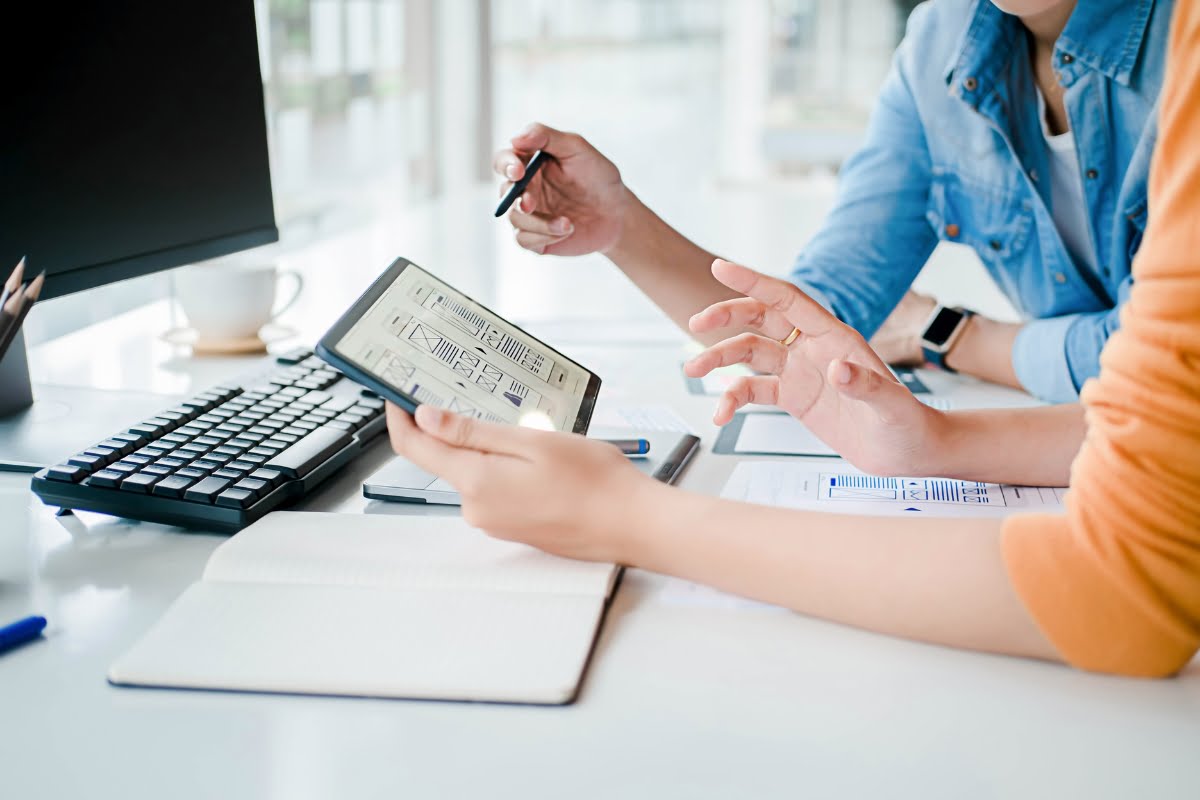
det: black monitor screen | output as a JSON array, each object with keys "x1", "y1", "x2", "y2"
[{"x1": 0, "y1": 2, "x2": 277, "y2": 300}]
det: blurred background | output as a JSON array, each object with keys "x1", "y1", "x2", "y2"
[{"x1": 29, "y1": 0, "x2": 1015, "y2": 347}]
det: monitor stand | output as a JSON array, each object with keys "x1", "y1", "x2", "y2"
[{"x1": 0, "y1": 330, "x2": 180, "y2": 473}]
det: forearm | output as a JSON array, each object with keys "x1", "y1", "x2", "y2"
[
  {"x1": 606, "y1": 194, "x2": 741, "y2": 343},
  {"x1": 628, "y1": 482, "x2": 1056, "y2": 661},
  {"x1": 923, "y1": 404, "x2": 1084, "y2": 486},
  {"x1": 943, "y1": 315, "x2": 1022, "y2": 389}
]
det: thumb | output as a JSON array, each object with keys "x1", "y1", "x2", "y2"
[
  {"x1": 827, "y1": 360, "x2": 914, "y2": 422},
  {"x1": 511, "y1": 122, "x2": 589, "y2": 159},
  {"x1": 414, "y1": 404, "x2": 539, "y2": 457}
]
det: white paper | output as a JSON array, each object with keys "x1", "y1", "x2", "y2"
[
  {"x1": 722, "y1": 461, "x2": 1067, "y2": 518},
  {"x1": 590, "y1": 402, "x2": 694, "y2": 433}
]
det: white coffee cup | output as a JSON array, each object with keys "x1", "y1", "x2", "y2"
[{"x1": 174, "y1": 263, "x2": 303, "y2": 342}]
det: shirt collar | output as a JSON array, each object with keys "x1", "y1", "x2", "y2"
[{"x1": 944, "y1": 0, "x2": 1155, "y2": 91}]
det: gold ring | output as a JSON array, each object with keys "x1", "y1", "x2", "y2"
[{"x1": 779, "y1": 327, "x2": 801, "y2": 347}]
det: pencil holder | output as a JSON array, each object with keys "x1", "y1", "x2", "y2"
[{"x1": 0, "y1": 329, "x2": 35, "y2": 417}]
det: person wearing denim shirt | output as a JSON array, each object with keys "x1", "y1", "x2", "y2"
[
  {"x1": 493, "y1": 1, "x2": 1170, "y2": 407},
  {"x1": 793, "y1": 0, "x2": 1170, "y2": 402}
]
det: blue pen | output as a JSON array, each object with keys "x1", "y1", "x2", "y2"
[{"x1": 0, "y1": 615, "x2": 47, "y2": 654}]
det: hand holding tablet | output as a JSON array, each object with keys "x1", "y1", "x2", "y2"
[{"x1": 316, "y1": 258, "x2": 601, "y2": 434}]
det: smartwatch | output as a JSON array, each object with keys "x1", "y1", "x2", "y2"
[{"x1": 919, "y1": 305, "x2": 973, "y2": 371}]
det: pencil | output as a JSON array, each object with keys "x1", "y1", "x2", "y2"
[
  {"x1": 0, "y1": 257, "x2": 25, "y2": 311},
  {"x1": 0, "y1": 271, "x2": 44, "y2": 361}
]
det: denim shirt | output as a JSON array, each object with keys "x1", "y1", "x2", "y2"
[{"x1": 789, "y1": 0, "x2": 1170, "y2": 402}]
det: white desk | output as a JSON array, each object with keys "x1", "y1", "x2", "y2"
[{"x1": 4, "y1": 196, "x2": 1200, "y2": 799}]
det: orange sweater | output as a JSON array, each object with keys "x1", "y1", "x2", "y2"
[{"x1": 1001, "y1": 0, "x2": 1200, "y2": 677}]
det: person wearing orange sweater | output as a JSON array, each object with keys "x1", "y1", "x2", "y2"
[{"x1": 385, "y1": 2, "x2": 1200, "y2": 677}]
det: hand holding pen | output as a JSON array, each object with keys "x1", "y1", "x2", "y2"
[{"x1": 0, "y1": 257, "x2": 46, "y2": 361}]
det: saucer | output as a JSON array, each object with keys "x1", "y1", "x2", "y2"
[{"x1": 161, "y1": 324, "x2": 296, "y2": 356}]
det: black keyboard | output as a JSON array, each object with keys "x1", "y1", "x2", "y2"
[{"x1": 30, "y1": 347, "x2": 386, "y2": 533}]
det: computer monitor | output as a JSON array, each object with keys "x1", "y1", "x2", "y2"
[{"x1": 0, "y1": 2, "x2": 277, "y2": 470}]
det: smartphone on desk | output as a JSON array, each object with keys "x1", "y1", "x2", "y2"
[{"x1": 316, "y1": 257, "x2": 602, "y2": 434}]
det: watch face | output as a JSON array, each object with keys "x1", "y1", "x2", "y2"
[{"x1": 924, "y1": 307, "x2": 965, "y2": 347}]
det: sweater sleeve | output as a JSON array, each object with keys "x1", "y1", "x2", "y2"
[{"x1": 1000, "y1": 0, "x2": 1200, "y2": 678}]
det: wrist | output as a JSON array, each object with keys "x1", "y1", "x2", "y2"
[
  {"x1": 603, "y1": 190, "x2": 649, "y2": 262},
  {"x1": 615, "y1": 476, "x2": 688, "y2": 569}
]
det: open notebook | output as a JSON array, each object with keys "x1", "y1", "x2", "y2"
[{"x1": 109, "y1": 512, "x2": 619, "y2": 705}]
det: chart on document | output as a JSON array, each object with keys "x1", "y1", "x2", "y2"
[
  {"x1": 336, "y1": 267, "x2": 593, "y2": 431},
  {"x1": 722, "y1": 461, "x2": 1067, "y2": 518}
]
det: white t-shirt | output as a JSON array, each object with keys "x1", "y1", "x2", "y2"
[{"x1": 1037, "y1": 88, "x2": 1098, "y2": 273}]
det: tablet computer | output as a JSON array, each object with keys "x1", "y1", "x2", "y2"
[{"x1": 316, "y1": 258, "x2": 601, "y2": 434}]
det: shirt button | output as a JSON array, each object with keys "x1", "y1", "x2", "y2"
[
  {"x1": 1061, "y1": 53, "x2": 1074, "y2": 64},
  {"x1": 1029, "y1": 168, "x2": 1040, "y2": 183},
  {"x1": 1086, "y1": 168, "x2": 1099, "y2": 179},
  {"x1": 988, "y1": 239, "x2": 1002, "y2": 251},
  {"x1": 1054, "y1": 272, "x2": 1068, "y2": 284},
  {"x1": 963, "y1": 76, "x2": 979, "y2": 92},
  {"x1": 945, "y1": 223, "x2": 960, "y2": 238}
]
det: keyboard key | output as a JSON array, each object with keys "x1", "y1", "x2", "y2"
[
  {"x1": 181, "y1": 397, "x2": 215, "y2": 412},
  {"x1": 85, "y1": 470, "x2": 125, "y2": 488},
  {"x1": 215, "y1": 423, "x2": 245, "y2": 435},
  {"x1": 191, "y1": 459, "x2": 221, "y2": 473},
  {"x1": 84, "y1": 446, "x2": 118, "y2": 461},
  {"x1": 207, "y1": 429, "x2": 235, "y2": 440},
  {"x1": 136, "y1": 443, "x2": 172, "y2": 457},
  {"x1": 183, "y1": 476, "x2": 233, "y2": 503},
  {"x1": 233, "y1": 477, "x2": 271, "y2": 498},
  {"x1": 248, "y1": 445, "x2": 278, "y2": 458},
  {"x1": 113, "y1": 431, "x2": 149, "y2": 447},
  {"x1": 356, "y1": 396, "x2": 384, "y2": 411},
  {"x1": 227, "y1": 460, "x2": 256, "y2": 472},
  {"x1": 236, "y1": 431, "x2": 266, "y2": 443},
  {"x1": 213, "y1": 445, "x2": 243, "y2": 457},
  {"x1": 260, "y1": 399, "x2": 287, "y2": 410},
  {"x1": 215, "y1": 488, "x2": 257, "y2": 509},
  {"x1": 176, "y1": 467, "x2": 207, "y2": 480},
  {"x1": 210, "y1": 408, "x2": 237, "y2": 420},
  {"x1": 333, "y1": 413, "x2": 365, "y2": 430},
  {"x1": 161, "y1": 433, "x2": 189, "y2": 445},
  {"x1": 141, "y1": 464, "x2": 173, "y2": 477},
  {"x1": 279, "y1": 386, "x2": 307, "y2": 398},
  {"x1": 299, "y1": 390, "x2": 332, "y2": 407},
  {"x1": 195, "y1": 413, "x2": 224, "y2": 425},
  {"x1": 213, "y1": 468, "x2": 245, "y2": 480},
  {"x1": 228, "y1": 437, "x2": 257, "y2": 449},
  {"x1": 68, "y1": 453, "x2": 106, "y2": 471},
  {"x1": 309, "y1": 408, "x2": 337, "y2": 420},
  {"x1": 321, "y1": 396, "x2": 358, "y2": 413},
  {"x1": 152, "y1": 475, "x2": 196, "y2": 498},
  {"x1": 108, "y1": 461, "x2": 140, "y2": 474},
  {"x1": 238, "y1": 453, "x2": 267, "y2": 466},
  {"x1": 175, "y1": 425, "x2": 205, "y2": 438},
  {"x1": 326, "y1": 420, "x2": 355, "y2": 432},
  {"x1": 98, "y1": 439, "x2": 135, "y2": 456},
  {"x1": 250, "y1": 468, "x2": 284, "y2": 487},
  {"x1": 180, "y1": 442, "x2": 210, "y2": 456},
  {"x1": 159, "y1": 410, "x2": 188, "y2": 425},
  {"x1": 128, "y1": 423, "x2": 162, "y2": 437},
  {"x1": 269, "y1": 434, "x2": 298, "y2": 445},
  {"x1": 280, "y1": 426, "x2": 308, "y2": 437},
  {"x1": 276, "y1": 346, "x2": 313, "y2": 365},
  {"x1": 300, "y1": 356, "x2": 325, "y2": 370},
  {"x1": 205, "y1": 453, "x2": 233, "y2": 465},
  {"x1": 144, "y1": 415, "x2": 179, "y2": 432},
  {"x1": 121, "y1": 472, "x2": 161, "y2": 492},
  {"x1": 125, "y1": 454, "x2": 152, "y2": 465},
  {"x1": 293, "y1": 420, "x2": 320, "y2": 431},
  {"x1": 45, "y1": 464, "x2": 86, "y2": 482},
  {"x1": 263, "y1": 426, "x2": 352, "y2": 479},
  {"x1": 156, "y1": 457, "x2": 188, "y2": 469}
]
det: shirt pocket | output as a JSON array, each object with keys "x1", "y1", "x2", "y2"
[{"x1": 925, "y1": 168, "x2": 1034, "y2": 265}]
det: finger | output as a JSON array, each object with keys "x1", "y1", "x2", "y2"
[
  {"x1": 414, "y1": 404, "x2": 543, "y2": 458},
  {"x1": 511, "y1": 121, "x2": 590, "y2": 160},
  {"x1": 714, "y1": 375, "x2": 780, "y2": 425},
  {"x1": 683, "y1": 332, "x2": 788, "y2": 377},
  {"x1": 515, "y1": 230, "x2": 571, "y2": 254},
  {"x1": 689, "y1": 297, "x2": 794, "y2": 341},
  {"x1": 493, "y1": 148, "x2": 525, "y2": 181},
  {"x1": 710, "y1": 259, "x2": 837, "y2": 337},
  {"x1": 508, "y1": 206, "x2": 573, "y2": 238},
  {"x1": 386, "y1": 402, "x2": 481, "y2": 483},
  {"x1": 827, "y1": 360, "x2": 914, "y2": 424}
]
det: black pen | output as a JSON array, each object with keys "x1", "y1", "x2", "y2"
[{"x1": 495, "y1": 150, "x2": 550, "y2": 217}]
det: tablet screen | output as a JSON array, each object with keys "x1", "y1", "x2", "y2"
[{"x1": 333, "y1": 264, "x2": 595, "y2": 432}]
